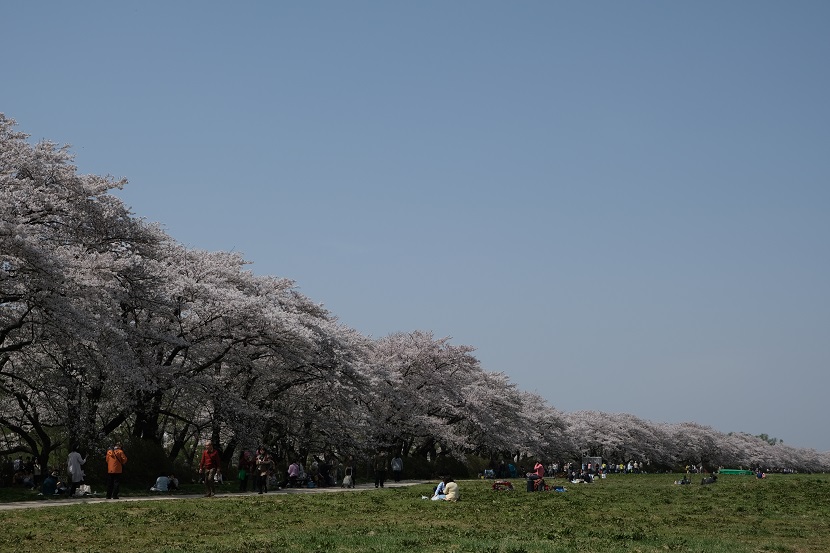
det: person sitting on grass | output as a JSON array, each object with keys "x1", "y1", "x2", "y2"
[
  {"x1": 55, "y1": 477, "x2": 69, "y2": 495},
  {"x1": 431, "y1": 477, "x2": 459, "y2": 502},
  {"x1": 18, "y1": 469, "x2": 35, "y2": 489},
  {"x1": 151, "y1": 475, "x2": 170, "y2": 492},
  {"x1": 442, "y1": 478, "x2": 460, "y2": 502},
  {"x1": 430, "y1": 477, "x2": 446, "y2": 500},
  {"x1": 41, "y1": 471, "x2": 58, "y2": 496}
]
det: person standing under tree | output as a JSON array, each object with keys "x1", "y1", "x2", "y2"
[
  {"x1": 199, "y1": 440, "x2": 222, "y2": 497},
  {"x1": 534, "y1": 460, "x2": 545, "y2": 480},
  {"x1": 66, "y1": 444, "x2": 87, "y2": 497},
  {"x1": 373, "y1": 449, "x2": 389, "y2": 488},
  {"x1": 285, "y1": 459, "x2": 301, "y2": 488},
  {"x1": 237, "y1": 450, "x2": 253, "y2": 492},
  {"x1": 391, "y1": 454, "x2": 403, "y2": 482},
  {"x1": 105, "y1": 442, "x2": 127, "y2": 499},
  {"x1": 254, "y1": 447, "x2": 273, "y2": 494}
]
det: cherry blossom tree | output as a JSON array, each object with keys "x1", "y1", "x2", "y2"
[
  {"x1": 1, "y1": 113, "x2": 160, "y2": 468},
  {"x1": 361, "y1": 331, "x2": 568, "y2": 464},
  {"x1": 4, "y1": 113, "x2": 828, "y2": 476}
]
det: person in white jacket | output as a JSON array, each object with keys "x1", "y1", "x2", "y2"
[{"x1": 67, "y1": 444, "x2": 87, "y2": 497}]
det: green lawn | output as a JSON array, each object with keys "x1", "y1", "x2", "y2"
[{"x1": 2, "y1": 473, "x2": 828, "y2": 552}]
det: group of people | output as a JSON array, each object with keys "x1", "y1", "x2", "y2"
[
  {"x1": 372, "y1": 449, "x2": 404, "y2": 488},
  {"x1": 6, "y1": 456, "x2": 42, "y2": 489},
  {"x1": 230, "y1": 447, "x2": 407, "y2": 493},
  {"x1": 14, "y1": 439, "x2": 468, "y2": 505},
  {"x1": 234, "y1": 447, "x2": 333, "y2": 494},
  {"x1": 428, "y1": 477, "x2": 460, "y2": 502},
  {"x1": 234, "y1": 447, "x2": 301, "y2": 494},
  {"x1": 25, "y1": 442, "x2": 125, "y2": 499},
  {"x1": 18, "y1": 439, "x2": 417, "y2": 500}
]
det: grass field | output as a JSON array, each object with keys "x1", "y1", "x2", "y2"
[{"x1": 2, "y1": 473, "x2": 828, "y2": 552}]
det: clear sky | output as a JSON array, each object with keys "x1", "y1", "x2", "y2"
[{"x1": 4, "y1": 1, "x2": 829, "y2": 451}]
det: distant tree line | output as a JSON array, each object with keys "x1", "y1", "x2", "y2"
[{"x1": 2, "y1": 114, "x2": 828, "y2": 481}]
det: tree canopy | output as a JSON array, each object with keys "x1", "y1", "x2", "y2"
[{"x1": 2, "y1": 114, "x2": 827, "y2": 475}]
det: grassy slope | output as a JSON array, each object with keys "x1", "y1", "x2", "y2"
[{"x1": 2, "y1": 473, "x2": 828, "y2": 553}]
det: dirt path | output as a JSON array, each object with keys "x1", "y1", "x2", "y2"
[{"x1": 0, "y1": 480, "x2": 428, "y2": 511}]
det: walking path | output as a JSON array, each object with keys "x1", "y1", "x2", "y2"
[{"x1": 0, "y1": 480, "x2": 428, "y2": 511}]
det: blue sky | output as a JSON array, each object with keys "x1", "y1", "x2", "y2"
[{"x1": 4, "y1": 1, "x2": 829, "y2": 451}]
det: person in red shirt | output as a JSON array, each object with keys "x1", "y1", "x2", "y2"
[{"x1": 199, "y1": 440, "x2": 222, "y2": 497}]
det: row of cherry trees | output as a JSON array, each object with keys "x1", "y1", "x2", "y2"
[
  {"x1": 2, "y1": 114, "x2": 828, "y2": 475},
  {"x1": 562, "y1": 411, "x2": 828, "y2": 472}
]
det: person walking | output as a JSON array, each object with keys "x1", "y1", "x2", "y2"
[
  {"x1": 198, "y1": 440, "x2": 222, "y2": 497},
  {"x1": 67, "y1": 444, "x2": 87, "y2": 497},
  {"x1": 105, "y1": 442, "x2": 127, "y2": 499}
]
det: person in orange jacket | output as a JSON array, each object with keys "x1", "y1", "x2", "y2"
[{"x1": 105, "y1": 442, "x2": 128, "y2": 499}]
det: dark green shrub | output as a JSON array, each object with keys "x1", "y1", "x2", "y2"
[{"x1": 117, "y1": 439, "x2": 175, "y2": 488}]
